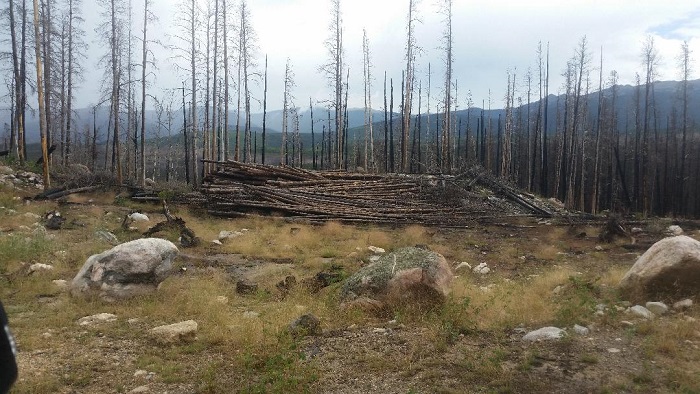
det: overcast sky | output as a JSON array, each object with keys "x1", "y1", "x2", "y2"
[{"x1": 72, "y1": 0, "x2": 700, "y2": 114}]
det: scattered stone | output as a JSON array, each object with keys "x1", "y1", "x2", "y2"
[
  {"x1": 473, "y1": 262, "x2": 491, "y2": 274},
  {"x1": 128, "y1": 318, "x2": 140, "y2": 325},
  {"x1": 129, "y1": 213, "x2": 150, "y2": 222},
  {"x1": 455, "y1": 262, "x2": 472, "y2": 272},
  {"x1": 607, "y1": 348, "x2": 621, "y2": 353},
  {"x1": 134, "y1": 370, "x2": 148, "y2": 377},
  {"x1": 78, "y1": 313, "x2": 117, "y2": 326},
  {"x1": 628, "y1": 305, "x2": 654, "y2": 319},
  {"x1": 372, "y1": 328, "x2": 388, "y2": 334},
  {"x1": 340, "y1": 247, "x2": 453, "y2": 311},
  {"x1": 216, "y1": 296, "x2": 229, "y2": 304},
  {"x1": 211, "y1": 239, "x2": 223, "y2": 245},
  {"x1": 243, "y1": 311, "x2": 260, "y2": 319},
  {"x1": 645, "y1": 301, "x2": 669, "y2": 316},
  {"x1": 573, "y1": 324, "x2": 590, "y2": 335},
  {"x1": 129, "y1": 385, "x2": 149, "y2": 393},
  {"x1": 288, "y1": 314, "x2": 321, "y2": 338},
  {"x1": 594, "y1": 311, "x2": 605, "y2": 317},
  {"x1": 149, "y1": 320, "x2": 198, "y2": 344},
  {"x1": 620, "y1": 321, "x2": 635, "y2": 328},
  {"x1": 52, "y1": 279, "x2": 68, "y2": 290},
  {"x1": 71, "y1": 238, "x2": 178, "y2": 300},
  {"x1": 522, "y1": 327, "x2": 566, "y2": 342},
  {"x1": 367, "y1": 246, "x2": 385, "y2": 254},
  {"x1": 29, "y1": 263, "x2": 53, "y2": 273},
  {"x1": 618, "y1": 236, "x2": 700, "y2": 302},
  {"x1": 218, "y1": 230, "x2": 243, "y2": 241},
  {"x1": 236, "y1": 279, "x2": 259, "y2": 295},
  {"x1": 667, "y1": 225, "x2": 684, "y2": 236},
  {"x1": 594, "y1": 245, "x2": 604, "y2": 251},
  {"x1": 596, "y1": 304, "x2": 607, "y2": 312},
  {"x1": 673, "y1": 299, "x2": 693, "y2": 310},
  {"x1": 43, "y1": 211, "x2": 65, "y2": 230}
]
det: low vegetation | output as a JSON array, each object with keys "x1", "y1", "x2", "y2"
[{"x1": 0, "y1": 180, "x2": 699, "y2": 393}]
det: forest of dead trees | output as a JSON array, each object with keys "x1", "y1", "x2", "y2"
[{"x1": 1, "y1": 0, "x2": 698, "y2": 219}]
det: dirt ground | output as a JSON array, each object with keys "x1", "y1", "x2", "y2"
[{"x1": 3, "y1": 192, "x2": 700, "y2": 394}]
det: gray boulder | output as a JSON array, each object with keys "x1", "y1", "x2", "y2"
[
  {"x1": 71, "y1": 238, "x2": 178, "y2": 299},
  {"x1": 522, "y1": 327, "x2": 566, "y2": 341},
  {"x1": 149, "y1": 320, "x2": 198, "y2": 344},
  {"x1": 340, "y1": 247, "x2": 453, "y2": 310},
  {"x1": 288, "y1": 314, "x2": 322, "y2": 338},
  {"x1": 619, "y1": 236, "x2": 700, "y2": 302}
]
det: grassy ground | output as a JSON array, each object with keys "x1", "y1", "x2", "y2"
[{"x1": 1, "y1": 182, "x2": 699, "y2": 393}]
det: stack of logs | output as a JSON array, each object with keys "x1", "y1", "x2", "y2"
[{"x1": 199, "y1": 161, "x2": 554, "y2": 226}]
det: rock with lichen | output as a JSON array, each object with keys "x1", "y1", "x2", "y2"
[{"x1": 340, "y1": 247, "x2": 452, "y2": 311}]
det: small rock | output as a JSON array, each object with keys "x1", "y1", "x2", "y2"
[
  {"x1": 473, "y1": 262, "x2": 491, "y2": 275},
  {"x1": 367, "y1": 246, "x2": 385, "y2": 254},
  {"x1": 594, "y1": 245, "x2": 604, "y2": 251},
  {"x1": 607, "y1": 348, "x2": 621, "y2": 353},
  {"x1": 236, "y1": 279, "x2": 258, "y2": 295},
  {"x1": 211, "y1": 240, "x2": 223, "y2": 245},
  {"x1": 218, "y1": 230, "x2": 243, "y2": 241},
  {"x1": 594, "y1": 311, "x2": 605, "y2": 317},
  {"x1": 129, "y1": 385, "x2": 149, "y2": 393},
  {"x1": 372, "y1": 328, "x2": 388, "y2": 334},
  {"x1": 149, "y1": 320, "x2": 198, "y2": 344},
  {"x1": 216, "y1": 296, "x2": 228, "y2": 304},
  {"x1": 573, "y1": 324, "x2": 590, "y2": 335},
  {"x1": 52, "y1": 279, "x2": 68, "y2": 290},
  {"x1": 522, "y1": 327, "x2": 566, "y2": 342},
  {"x1": 631, "y1": 227, "x2": 643, "y2": 234},
  {"x1": 134, "y1": 370, "x2": 148, "y2": 377},
  {"x1": 645, "y1": 301, "x2": 669, "y2": 316},
  {"x1": 673, "y1": 299, "x2": 693, "y2": 310},
  {"x1": 129, "y1": 213, "x2": 150, "y2": 222},
  {"x1": 620, "y1": 321, "x2": 635, "y2": 327},
  {"x1": 368, "y1": 255, "x2": 381, "y2": 263},
  {"x1": 628, "y1": 305, "x2": 654, "y2": 319},
  {"x1": 29, "y1": 263, "x2": 53, "y2": 273},
  {"x1": 667, "y1": 225, "x2": 683, "y2": 236},
  {"x1": 243, "y1": 311, "x2": 260, "y2": 318},
  {"x1": 128, "y1": 318, "x2": 140, "y2": 325},
  {"x1": 455, "y1": 262, "x2": 472, "y2": 272},
  {"x1": 552, "y1": 285, "x2": 564, "y2": 295},
  {"x1": 685, "y1": 316, "x2": 697, "y2": 323},
  {"x1": 288, "y1": 314, "x2": 321, "y2": 338},
  {"x1": 78, "y1": 313, "x2": 117, "y2": 326}
]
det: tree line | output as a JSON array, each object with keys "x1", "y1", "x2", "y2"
[{"x1": 0, "y1": 0, "x2": 697, "y2": 218}]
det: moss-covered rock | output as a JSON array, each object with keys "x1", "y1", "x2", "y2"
[{"x1": 340, "y1": 247, "x2": 453, "y2": 310}]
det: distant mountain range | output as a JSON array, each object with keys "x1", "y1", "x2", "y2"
[{"x1": 4, "y1": 79, "x2": 699, "y2": 145}]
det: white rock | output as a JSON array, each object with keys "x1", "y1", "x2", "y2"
[
  {"x1": 522, "y1": 327, "x2": 566, "y2": 342},
  {"x1": 607, "y1": 348, "x2": 621, "y2": 353},
  {"x1": 129, "y1": 386, "x2": 149, "y2": 393},
  {"x1": 216, "y1": 296, "x2": 229, "y2": 304},
  {"x1": 628, "y1": 305, "x2": 654, "y2": 319},
  {"x1": 149, "y1": 320, "x2": 198, "y2": 344},
  {"x1": 645, "y1": 301, "x2": 669, "y2": 316},
  {"x1": 631, "y1": 227, "x2": 643, "y2": 234},
  {"x1": 78, "y1": 313, "x2": 117, "y2": 326},
  {"x1": 134, "y1": 370, "x2": 148, "y2": 377},
  {"x1": 211, "y1": 240, "x2": 223, "y2": 245},
  {"x1": 218, "y1": 230, "x2": 242, "y2": 241},
  {"x1": 368, "y1": 255, "x2": 381, "y2": 263},
  {"x1": 473, "y1": 262, "x2": 491, "y2": 275},
  {"x1": 29, "y1": 263, "x2": 53, "y2": 273},
  {"x1": 573, "y1": 324, "x2": 590, "y2": 335},
  {"x1": 455, "y1": 262, "x2": 472, "y2": 272},
  {"x1": 372, "y1": 328, "x2": 388, "y2": 334},
  {"x1": 667, "y1": 225, "x2": 684, "y2": 236},
  {"x1": 620, "y1": 321, "x2": 635, "y2": 327},
  {"x1": 129, "y1": 212, "x2": 150, "y2": 222},
  {"x1": 594, "y1": 311, "x2": 605, "y2": 317},
  {"x1": 673, "y1": 299, "x2": 693, "y2": 310},
  {"x1": 596, "y1": 304, "x2": 607, "y2": 312},
  {"x1": 367, "y1": 246, "x2": 385, "y2": 254}
]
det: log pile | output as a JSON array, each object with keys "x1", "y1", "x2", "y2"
[{"x1": 199, "y1": 161, "x2": 556, "y2": 226}]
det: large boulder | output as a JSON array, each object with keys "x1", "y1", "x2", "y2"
[
  {"x1": 619, "y1": 235, "x2": 700, "y2": 302},
  {"x1": 341, "y1": 247, "x2": 453, "y2": 310},
  {"x1": 71, "y1": 238, "x2": 178, "y2": 299}
]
